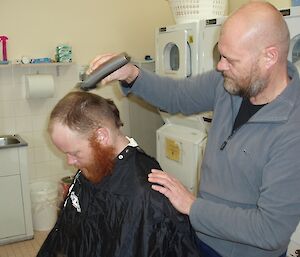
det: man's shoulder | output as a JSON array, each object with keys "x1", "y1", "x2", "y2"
[{"x1": 131, "y1": 146, "x2": 161, "y2": 169}]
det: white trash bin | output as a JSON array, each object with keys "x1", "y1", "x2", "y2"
[{"x1": 30, "y1": 181, "x2": 58, "y2": 231}]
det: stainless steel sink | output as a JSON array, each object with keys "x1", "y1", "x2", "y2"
[{"x1": 0, "y1": 134, "x2": 28, "y2": 148}]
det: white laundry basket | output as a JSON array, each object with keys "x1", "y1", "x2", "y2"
[
  {"x1": 30, "y1": 181, "x2": 58, "y2": 231},
  {"x1": 168, "y1": 0, "x2": 228, "y2": 24}
]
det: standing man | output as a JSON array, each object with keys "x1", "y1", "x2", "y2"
[{"x1": 87, "y1": 2, "x2": 300, "y2": 257}]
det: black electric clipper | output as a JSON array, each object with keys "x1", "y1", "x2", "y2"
[{"x1": 78, "y1": 52, "x2": 130, "y2": 91}]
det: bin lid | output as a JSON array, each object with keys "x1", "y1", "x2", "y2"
[{"x1": 30, "y1": 181, "x2": 58, "y2": 202}]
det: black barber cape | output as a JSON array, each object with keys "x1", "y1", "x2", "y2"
[{"x1": 37, "y1": 146, "x2": 200, "y2": 257}]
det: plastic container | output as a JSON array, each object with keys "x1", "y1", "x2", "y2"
[
  {"x1": 168, "y1": 0, "x2": 228, "y2": 24},
  {"x1": 30, "y1": 181, "x2": 58, "y2": 231}
]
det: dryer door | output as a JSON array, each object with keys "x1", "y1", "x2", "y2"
[
  {"x1": 284, "y1": 11, "x2": 300, "y2": 63},
  {"x1": 156, "y1": 29, "x2": 191, "y2": 78},
  {"x1": 200, "y1": 24, "x2": 222, "y2": 73},
  {"x1": 290, "y1": 34, "x2": 300, "y2": 63}
]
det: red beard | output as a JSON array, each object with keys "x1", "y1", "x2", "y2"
[{"x1": 83, "y1": 133, "x2": 116, "y2": 184}]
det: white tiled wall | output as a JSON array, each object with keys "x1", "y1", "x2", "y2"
[{"x1": 0, "y1": 64, "x2": 79, "y2": 184}]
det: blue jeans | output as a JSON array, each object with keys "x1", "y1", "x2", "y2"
[{"x1": 196, "y1": 238, "x2": 286, "y2": 257}]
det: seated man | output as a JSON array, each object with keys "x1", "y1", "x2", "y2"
[{"x1": 37, "y1": 91, "x2": 200, "y2": 257}]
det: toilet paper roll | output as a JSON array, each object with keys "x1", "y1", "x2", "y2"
[{"x1": 25, "y1": 74, "x2": 54, "y2": 98}]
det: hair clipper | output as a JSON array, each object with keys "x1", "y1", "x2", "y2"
[{"x1": 78, "y1": 52, "x2": 130, "y2": 91}]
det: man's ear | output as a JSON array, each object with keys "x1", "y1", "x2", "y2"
[
  {"x1": 95, "y1": 127, "x2": 109, "y2": 145},
  {"x1": 263, "y1": 46, "x2": 278, "y2": 69}
]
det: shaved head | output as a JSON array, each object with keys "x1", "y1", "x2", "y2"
[
  {"x1": 222, "y1": 1, "x2": 290, "y2": 60},
  {"x1": 217, "y1": 1, "x2": 291, "y2": 102}
]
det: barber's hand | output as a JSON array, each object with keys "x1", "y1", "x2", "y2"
[
  {"x1": 148, "y1": 169, "x2": 196, "y2": 215},
  {"x1": 86, "y1": 53, "x2": 140, "y2": 85}
]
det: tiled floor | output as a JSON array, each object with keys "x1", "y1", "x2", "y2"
[{"x1": 0, "y1": 231, "x2": 49, "y2": 257}]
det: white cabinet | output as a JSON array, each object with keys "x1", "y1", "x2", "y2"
[
  {"x1": 0, "y1": 139, "x2": 33, "y2": 245},
  {"x1": 157, "y1": 124, "x2": 207, "y2": 195}
]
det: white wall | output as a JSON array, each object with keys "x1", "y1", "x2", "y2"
[{"x1": 1, "y1": 0, "x2": 174, "y2": 64}]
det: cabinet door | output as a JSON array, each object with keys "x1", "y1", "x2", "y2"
[
  {"x1": 0, "y1": 148, "x2": 19, "y2": 176},
  {"x1": 0, "y1": 175, "x2": 26, "y2": 239}
]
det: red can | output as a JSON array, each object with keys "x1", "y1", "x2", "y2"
[{"x1": 60, "y1": 176, "x2": 73, "y2": 200}]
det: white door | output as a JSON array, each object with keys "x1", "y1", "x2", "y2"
[
  {"x1": 200, "y1": 25, "x2": 222, "y2": 73},
  {"x1": 0, "y1": 175, "x2": 26, "y2": 239},
  {"x1": 156, "y1": 29, "x2": 191, "y2": 78}
]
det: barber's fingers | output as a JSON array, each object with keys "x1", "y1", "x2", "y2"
[
  {"x1": 102, "y1": 63, "x2": 139, "y2": 85},
  {"x1": 101, "y1": 73, "x2": 114, "y2": 85},
  {"x1": 86, "y1": 53, "x2": 139, "y2": 85},
  {"x1": 86, "y1": 53, "x2": 117, "y2": 75},
  {"x1": 148, "y1": 170, "x2": 175, "y2": 202},
  {"x1": 148, "y1": 169, "x2": 196, "y2": 215},
  {"x1": 150, "y1": 171, "x2": 185, "y2": 197},
  {"x1": 148, "y1": 169, "x2": 178, "y2": 188}
]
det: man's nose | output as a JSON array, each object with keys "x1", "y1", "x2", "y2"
[
  {"x1": 67, "y1": 154, "x2": 77, "y2": 165},
  {"x1": 217, "y1": 56, "x2": 229, "y2": 71}
]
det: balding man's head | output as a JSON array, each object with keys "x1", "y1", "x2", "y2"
[
  {"x1": 217, "y1": 1, "x2": 291, "y2": 101},
  {"x1": 221, "y1": 1, "x2": 290, "y2": 60}
]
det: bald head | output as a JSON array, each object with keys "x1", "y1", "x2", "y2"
[
  {"x1": 217, "y1": 1, "x2": 292, "y2": 103},
  {"x1": 221, "y1": 1, "x2": 290, "y2": 60}
]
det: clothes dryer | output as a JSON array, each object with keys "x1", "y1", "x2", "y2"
[
  {"x1": 155, "y1": 17, "x2": 226, "y2": 79},
  {"x1": 281, "y1": 6, "x2": 300, "y2": 63}
]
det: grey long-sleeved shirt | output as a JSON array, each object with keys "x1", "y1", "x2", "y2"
[{"x1": 122, "y1": 62, "x2": 300, "y2": 257}]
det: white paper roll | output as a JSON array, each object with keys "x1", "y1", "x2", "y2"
[{"x1": 25, "y1": 74, "x2": 54, "y2": 98}]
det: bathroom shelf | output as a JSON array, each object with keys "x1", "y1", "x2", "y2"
[
  {"x1": 0, "y1": 62, "x2": 74, "y2": 76},
  {"x1": 0, "y1": 62, "x2": 73, "y2": 68},
  {"x1": 15, "y1": 62, "x2": 73, "y2": 67}
]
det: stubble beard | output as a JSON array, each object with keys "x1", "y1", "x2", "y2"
[{"x1": 223, "y1": 66, "x2": 267, "y2": 99}]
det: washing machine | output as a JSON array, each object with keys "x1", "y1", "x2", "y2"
[
  {"x1": 280, "y1": 6, "x2": 300, "y2": 64},
  {"x1": 155, "y1": 17, "x2": 227, "y2": 79}
]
